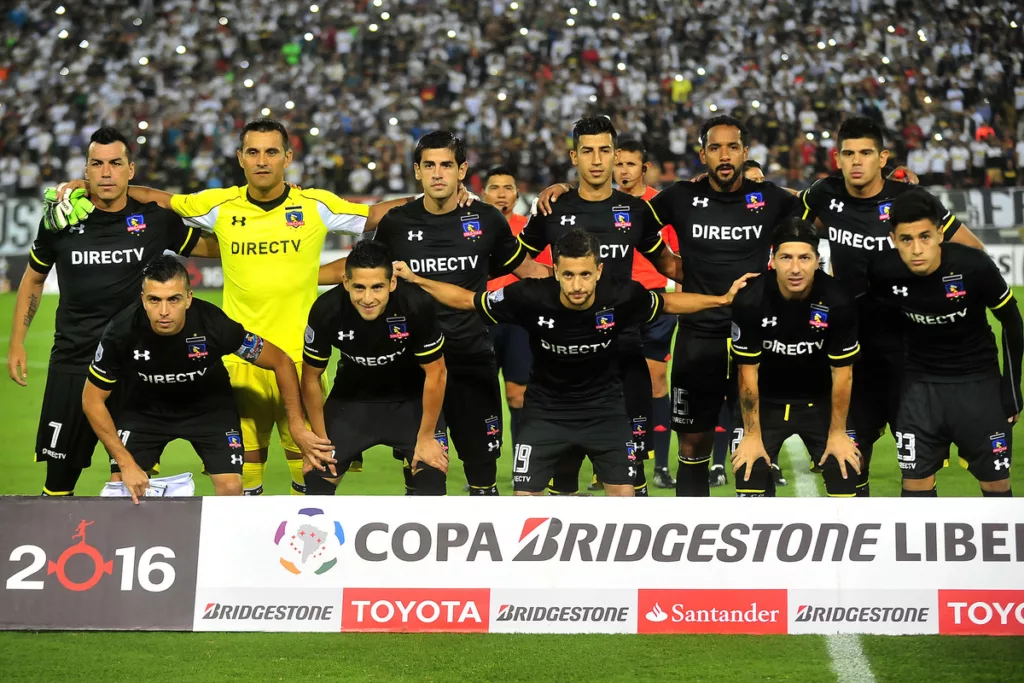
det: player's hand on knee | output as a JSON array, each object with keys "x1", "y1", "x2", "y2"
[
  {"x1": 7, "y1": 344, "x2": 27, "y2": 386},
  {"x1": 412, "y1": 437, "x2": 449, "y2": 475},
  {"x1": 730, "y1": 436, "x2": 769, "y2": 482},
  {"x1": 820, "y1": 432, "x2": 862, "y2": 479},
  {"x1": 535, "y1": 183, "x2": 571, "y2": 216},
  {"x1": 725, "y1": 272, "x2": 760, "y2": 304},
  {"x1": 294, "y1": 428, "x2": 335, "y2": 471},
  {"x1": 121, "y1": 462, "x2": 149, "y2": 505}
]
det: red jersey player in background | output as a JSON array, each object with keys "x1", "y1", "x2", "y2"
[
  {"x1": 614, "y1": 140, "x2": 679, "y2": 489},
  {"x1": 484, "y1": 166, "x2": 552, "y2": 451}
]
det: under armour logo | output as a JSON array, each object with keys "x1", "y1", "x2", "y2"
[
  {"x1": 231, "y1": 216, "x2": 246, "y2": 226},
  {"x1": 537, "y1": 316, "x2": 555, "y2": 328},
  {"x1": 69, "y1": 225, "x2": 85, "y2": 235},
  {"x1": 560, "y1": 215, "x2": 576, "y2": 226},
  {"x1": 134, "y1": 349, "x2": 150, "y2": 361},
  {"x1": 829, "y1": 199, "x2": 844, "y2": 213},
  {"x1": 892, "y1": 286, "x2": 908, "y2": 297},
  {"x1": 762, "y1": 317, "x2": 777, "y2": 327},
  {"x1": 693, "y1": 197, "x2": 709, "y2": 208},
  {"x1": 627, "y1": 466, "x2": 636, "y2": 478},
  {"x1": 488, "y1": 440, "x2": 500, "y2": 452},
  {"x1": 338, "y1": 330, "x2": 355, "y2": 341},
  {"x1": 408, "y1": 230, "x2": 423, "y2": 241},
  {"x1": 231, "y1": 454, "x2": 244, "y2": 466},
  {"x1": 994, "y1": 458, "x2": 1010, "y2": 471}
]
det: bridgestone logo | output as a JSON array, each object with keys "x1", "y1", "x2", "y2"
[
  {"x1": 202, "y1": 603, "x2": 334, "y2": 621},
  {"x1": 795, "y1": 605, "x2": 929, "y2": 623},
  {"x1": 496, "y1": 605, "x2": 629, "y2": 623}
]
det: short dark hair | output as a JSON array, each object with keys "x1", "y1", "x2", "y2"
[
  {"x1": 239, "y1": 118, "x2": 290, "y2": 149},
  {"x1": 484, "y1": 165, "x2": 517, "y2": 185},
  {"x1": 617, "y1": 139, "x2": 648, "y2": 165},
  {"x1": 699, "y1": 115, "x2": 747, "y2": 149},
  {"x1": 743, "y1": 160, "x2": 763, "y2": 172},
  {"x1": 142, "y1": 255, "x2": 190, "y2": 289},
  {"x1": 414, "y1": 131, "x2": 467, "y2": 166},
  {"x1": 552, "y1": 229, "x2": 603, "y2": 265},
  {"x1": 889, "y1": 188, "x2": 943, "y2": 230},
  {"x1": 345, "y1": 239, "x2": 393, "y2": 279},
  {"x1": 837, "y1": 116, "x2": 885, "y2": 153},
  {"x1": 572, "y1": 116, "x2": 617, "y2": 151},
  {"x1": 89, "y1": 126, "x2": 132, "y2": 162},
  {"x1": 772, "y1": 217, "x2": 820, "y2": 254}
]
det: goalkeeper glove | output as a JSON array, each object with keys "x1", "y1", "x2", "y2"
[{"x1": 42, "y1": 187, "x2": 95, "y2": 232}]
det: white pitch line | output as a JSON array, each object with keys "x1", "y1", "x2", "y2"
[{"x1": 782, "y1": 436, "x2": 877, "y2": 683}]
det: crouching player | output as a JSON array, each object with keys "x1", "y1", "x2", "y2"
[
  {"x1": 83, "y1": 256, "x2": 328, "y2": 502},
  {"x1": 729, "y1": 218, "x2": 862, "y2": 496},
  {"x1": 301, "y1": 240, "x2": 449, "y2": 495}
]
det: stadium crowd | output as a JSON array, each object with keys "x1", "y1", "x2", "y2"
[{"x1": 1, "y1": 0, "x2": 1023, "y2": 195}]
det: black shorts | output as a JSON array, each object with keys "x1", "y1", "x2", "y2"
[
  {"x1": 848, "y1": 348, "x2": 901, "y2": 446},
  {"x1": 760, "y1": 401, "x2": 830, "y2": 461},
  {"x1": 642, "y1": 313, "x2": 677, "y2": 363},
  {"x1": 670, "y1": 329, "x2": 737, "y2": 433},
  {"x1": 444, "y1": 354, "x2": 503, "y2": 462},
  {"x1": 513, "y1": 413, "x2": 636, "y2": 492},
  {"x1": 621, "y1": 351, "x2": 653, "y2": 458},
  {"x1": 324, "y1": 397, "x2": 446, "y2": 474},
  {"x1": 489, "y1": 323, "x2": 532, "y2": 386},
  {"x1": 110, "y1": 413, "x2": 245, "y2": 476},
  {"x1": 35, "y1": 368, "x2": 123, "y2": 469},
  {"x1": 895, "y1": 376, "x2": 1013, "y2": 482}
]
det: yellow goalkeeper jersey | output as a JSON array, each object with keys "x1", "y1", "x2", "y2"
[{"x1": 170, "y1": 186, "x2": 368, "y2": 362}]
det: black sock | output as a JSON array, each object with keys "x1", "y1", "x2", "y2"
[
  {"x1": 411, "y1": 466, "x2": 447, "y2": 495},
  {"x1": 509, "y1": 407, "x2": 522, "y2": 448},
  {"x1": 855, "y1": 482, "x2": 871, "y2": 497},
  {"x1": 982, "y1": 488, "x2": 1012, "y2": 497},
  {"x1": 303, "y1": 473, "x2": 339, "y2": 495},
  {"x1": 676, "y1": 459, "x2": 711, "y2": 497},
  {"x1": 403, "y1": 464, "x2": 417, "y2": 495},
  {"x1": 901, "y1": 487, "x2": 937, "y2": 497},
  {"x1": 652, "y1": 394, "x2": 671, "y2": 470},
  {"x1": 464, "y1": 459, "x2": 498, "y2": 495},
  {"x1": 634, "y1": 462, "x2": 649, "y2": 497},
  {"x1": 735, "y1": 458, "x2": 774, "y2": 497},
  {"x1": 43, "y1": 462, "x2": 82, "y2": 497}
]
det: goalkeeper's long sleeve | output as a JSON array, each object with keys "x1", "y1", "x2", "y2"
[{"x1": 993, "y1": 300, "x2": 1024, "y2": 417}]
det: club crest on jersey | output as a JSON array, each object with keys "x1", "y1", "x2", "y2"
[
  {"x1": 434, "y1": 430, "x2": 449, "y2": 455},
  {"x1": 186, "y1": 336, "x2": 208, "y2": 359},
  {"x1": 595, "y1": 309, "x2": 615, "y2": 332},
  {"x1": 126, "y1": 214, "x2": 146, "y2": 234},
  {"x1": 626, "y1": 442, "x2": 637, "y2": 462},
  {"x1": 846, "y1": 430, "x2": 859, "y2": 447},
  {"x1": 809, "y1": 304, "x2": 829, "y2": 329},
  {"x1": 226, "y1": 430, "x2": 243, "y2": 450},
  {"x1": 878, "y1": 203, "x2": 892, "y2": 221},
  {"x1": 461, "y1": 215, "x2": 483, "y2": 240},
  {"x1": 745, "y1": 192, "x2": 765, "y2": 210},
  {"x1": 485, "y1": 416, "x2": 500, "y2": 437},
  {"x1": 991, "y1": 433, "x2": 1008, "y2": 455},
  {"x1": 387, "y1": 316, "x2": 410, "y2": 340},
  {"x1": 632, "y1": 417, "x2": 647, "y2": 440},
  {"x1": 943, "y1": 274, "x2": 966, "y2": 299},
  {"x1": 612, "y1": 206, "x2": 632, "y2": 232},
  {"x1": 285, "y1": 207, "x2": 305, "y2": 228}
]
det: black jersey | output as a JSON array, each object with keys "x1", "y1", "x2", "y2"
[
  {"x1": 648, "y1": 178, "x2": 800, "y2": 337},
  {"x1": 517, "y1": 188, "x2": 665, "y2": 283},
  {"x1": 800, "y1": 177, "x2": 963, "y2": 355},
  {"x1": 87, "y1": 298, "x2": 253, "y2": 422},
  {"x1": 474, "y1": 278, "x2": 662, "y2": 418},
  {"x1": 731, "y1": 272, "x2": 860, "y2": 402},
  {"x1": 28, "y1": 199, "x2": 199, "y2": 374},
  {"x1": 867, "y1": 243, "x2": 1015, "y2": 383},
  {"x1": 373, "y1": 199, "x2": 525, "y2": 359},
  {"x1": 302, "y1": 280, "x2": 444, "y2": 402}
]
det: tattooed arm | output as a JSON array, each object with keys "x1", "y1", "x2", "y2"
[
  {"x1": 730, "y1": 364, "x2": 770, "y2": 484},
  {"x1": 8, "y1": 267, "x2": 47, "y2": 385}
]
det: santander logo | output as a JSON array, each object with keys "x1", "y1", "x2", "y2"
[{"x1": 645, "y1": 603, "x2": 669, "y2": 623}]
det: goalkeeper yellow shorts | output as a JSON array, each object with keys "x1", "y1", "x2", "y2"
[{"x1": 226, "y1": 360, "x2": 327, "y2": 452}]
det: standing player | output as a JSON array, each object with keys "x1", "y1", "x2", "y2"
[
  {"x1": 483, "y1": 165, "x2": 551, "y2": 448},
  {"x1": 614, "y1": 139, "x2": 680, "y2": 489},
  {"x1": 368, "y1": 131, "x2": 549, "y2": 495},
  {"x1": 300, "y1": 240, "x2": 449, "y2": 495},
  {"x1": 7, "y1": 126, "x2": 211, "y2": 497},
  {"x1": 83, "y1": 256, "x2": 325, "y2": 502},
  {"x1": 729, "y1": 218, "x2": 861, "y2": 497},
  {"x1": 868, "y1": 189, "x2": 1021, "y2": 496},
  {"x1": 519, "y1": 118, "x2": 682, "y2": 497},
  {"x1": 799, "y1": 116, "x2": 985, "y2": 496},
  {"x1": 395, "y1": 229, "x2": 754, "y2": 496},
  {"x1": 53, "y1": 118, "x2": 409, "y2": 496}
]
